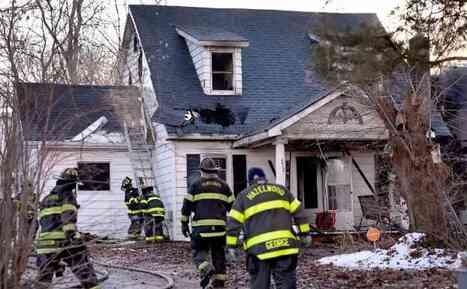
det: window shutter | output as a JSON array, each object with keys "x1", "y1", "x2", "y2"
[
  {"x1": 186, "y1": 154, "x2": 201, "y2": 188},
  {"x1": 233, "y1": 155, "x2": 247, "y2": 196}
]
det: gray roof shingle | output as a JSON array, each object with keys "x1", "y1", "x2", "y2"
[
  {"x1": 129, "y1": 5, "x2": 381, "y2": 136},
  {"x1": 17, "y1": 83, "x2": 134, "y2": 141},
  {"x1": 176, "y1": 25, "x2": 248, "y2": 43}
]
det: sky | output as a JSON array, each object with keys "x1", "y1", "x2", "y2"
[{"x1": 128, "y1": 0, "x2": 403, "y2": 31}]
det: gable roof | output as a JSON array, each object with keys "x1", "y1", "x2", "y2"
[
  {"x1": 17, "y1": 83, "x2": 134, "y2": 141},
  {"x1": 128, "y1": 5, "x2": 381, "y2": 136}
]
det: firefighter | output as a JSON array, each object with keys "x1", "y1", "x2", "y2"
[
  {"x1": 181, "y1": 158, "x2": 234, "y2": 289},
  {"x1": 141, "y1": 186, "x2": 165, "y2": 242},
  {"x1": 226, "y1": 167, "x2": 312, "y2": 289},
  {"x1": 35, "y1": 168, "x2": 101, "y2": 289},
  {"x1": 121, "y1": 177, "x2": 143, "y2": 240}
]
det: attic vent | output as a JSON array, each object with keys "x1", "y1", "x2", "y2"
[{"x1": 212, "y1": 53, "x2": 233, "y2": 91}]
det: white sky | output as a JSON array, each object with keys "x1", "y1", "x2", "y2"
[{"x1": 129, "y1": 0, "x2": 403, "y2": 30}]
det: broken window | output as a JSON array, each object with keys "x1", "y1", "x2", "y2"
[
  {"x1": 78, "y1": 162, "x2": 110, "y2": 191},
  {"x1": 212, "y1": 53, "x2": 233, "y2": 91}
]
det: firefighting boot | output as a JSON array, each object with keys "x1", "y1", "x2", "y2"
[{"x1": 199, "y1": 262, "x2": 215, "y2": 289}]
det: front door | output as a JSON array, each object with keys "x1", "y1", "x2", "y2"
[{"x1": 296, "y1": 157, "x2": 322, "y2": 220}]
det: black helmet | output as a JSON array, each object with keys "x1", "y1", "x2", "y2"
[
  {"x1": 59, "y1": 168, "x2": 79, "y2": 181},
  {"x1": 121, "y1": 176, "x2": 133, "y2": 191},
  {"x1": 56, "y1": 168, "x2": 79, "y2": 186},
  {"x1": 141, "y1": 186, "x2": 154, "y2": 196},
  {"x1": 199, "y1": 158, "x2": 219, "y2": 173}
]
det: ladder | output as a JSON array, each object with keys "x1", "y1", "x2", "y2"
[{"x1": 123, "y1": 122, "x2": 158, "y2": 193}]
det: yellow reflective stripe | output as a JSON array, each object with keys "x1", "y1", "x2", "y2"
[
  {"x1": 257, "y1": 248, "x2": 299, "y2": 260},
  {"x1": 299, "y1": 223, "x2": 311, "y2": 233},
  {"x1": 192, "y1": 219, "x2": 225, "y2": 227},
  {"x1": 145, "y1": 208, "x2": 165, "y2": 213},
  {"x1": 39, "y1": 206, "x2": 62, "y2": 218},
  {"x1": 145, "y1": 236, "x2": 164, "y2": 241},
  {"x1": 290, "y1": 199, "x2": 301, "y2": 213},
  {"x1": 37, "y1": 248, "x2": 63, "y2": 254},
  {"x1": 244, "y1": 200, "x2": 290, "y2": 220},
  {"x1": 181, "y1": 215, "x2": 189, "y2": 222},
  {"x1": 147, "y1": 196, "x2": 161, "y2": 202},
  {"x1": 228, "y1": 209, "x2": 245, "y2": 224},
  {"x1": 184, "y1": 194, "x2": 193, "y2": 202},
  {"x1": 213, "y1": 274, "x2": 227, "y2": 281},
  {"x1": 200, "y1": 232, "x2": 226, "y2": 238},
  {"x1": 39, "y1": 231, "x2": 66, "y2": 240},
  {"x1": 226, "y1": 235, "x2": 238, "y2": 246},
  {"x1": 193, "y1": 193, "x2": 230, "y2": 202},
  {"x1": 62, "y1": 204, "x2": 77, "y2": 212},
  {"x1": 36, "y1": 240, "x2": 56, "y2": 246},
  {"x1": 128, "y1": 198, "x2": 139, "y2": 204},
  {"x1": 227, "y1": 194, "x2": 235, "y2": 203},
  {"x1": 246, "y1": 230, "x2": 296, "y2": 249},
  {"x1": 62, "y1": 223, "x2": 76, "y2": 232},
  {"x1": 89, "y1": 286, "x2": 102, "y2": 289}
]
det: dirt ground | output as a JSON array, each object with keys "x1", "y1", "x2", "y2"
[{"x1": 90, "y1": 239, "x2": 458, "y2": 289}]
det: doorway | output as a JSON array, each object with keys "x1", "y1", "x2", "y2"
[{"x1": 296, "y1": 157, "x2": 322, "y2": 216}]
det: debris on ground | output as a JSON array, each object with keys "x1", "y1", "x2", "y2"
[
  {"x1": 318, "y1": 233, "x2": 462, "y2": 270},
  {"x1": 90, "y1": 238, "x2": 458, "y2": 289}
]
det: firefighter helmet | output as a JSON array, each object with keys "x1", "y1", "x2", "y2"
[
  {"x1": 199, "y1": 158, "x2": 219, "y2": 173},
  {"x1": 121, "y1": 176, "x2": 133, "y2": 191},
  {"x1": 248, "y1": 167, "x2": 266, "y2": 184},
  {"x1": 59, "y1": 168, "x2": 79, "y2": 182}
]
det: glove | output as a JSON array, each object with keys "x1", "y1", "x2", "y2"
[
  {"x1": 227, "y1": 248, "x2": 239, "y2": 262},
  {"x1": 300, "y1": 235, "x2": 312, "y2": 248},
  {"x1": 181, "y1": 222, "x2": 190, "y2": 238}
]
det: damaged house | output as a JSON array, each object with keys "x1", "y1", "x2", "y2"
[
  {"x1": 18, "y1": 5, "x2": 453, "y2": 240},
  {"x1": 121, "y1": 5, "x2": 400, "y2": 240}
]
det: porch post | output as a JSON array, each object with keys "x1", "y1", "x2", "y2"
[{"x1": 274, "y1": 138, "x2": 288, "y2": 186}]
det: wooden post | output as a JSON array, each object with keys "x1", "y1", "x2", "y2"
[{"x1": 274, "y1": 138, "x2": 287, "y2": 186}]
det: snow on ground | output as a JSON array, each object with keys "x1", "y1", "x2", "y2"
[{"x1": 318, "y1": 233, "x2": 462, "y2": 270}]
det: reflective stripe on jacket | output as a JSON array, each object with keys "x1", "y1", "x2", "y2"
[
  {"x1": 141, "y1": 193, "x2": 165, "y2": 218},
  {"x1": 36, "y1": 183, "x2": 79, "y2": 254},
  {"x1": 124, "y1": 188, "x2": 142, "y2": 216},
  {"x1": 226, "y1": 183, "x2": 310, "y2": 260},
  {"x1": 181, "y1": 176, "x2": 234, "y2": 238}
]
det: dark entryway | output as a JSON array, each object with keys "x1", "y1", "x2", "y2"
[{"x1": 296, "y1": 157, "x2": 320, "y2": 209}]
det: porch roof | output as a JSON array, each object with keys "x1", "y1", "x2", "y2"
[{"x1": 233, "y1": 85, "x2": 389, "y2": 148}]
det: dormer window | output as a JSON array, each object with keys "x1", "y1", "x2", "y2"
[
  {"x1": 176, "y1": 25, "x2": 249, "y2": 96},
  {"x1": 212, "y1": 52, "x2": 233, "y2": 91}
]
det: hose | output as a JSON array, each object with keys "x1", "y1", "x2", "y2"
[{"x1": 92, "y1": 259, "x2": 174, "y2": 289}]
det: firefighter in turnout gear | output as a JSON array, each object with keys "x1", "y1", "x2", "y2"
[
  {"x1": 141, "y1": 186, "x2": 165, "y2": 242},
  {"x1": 181, "y1": 158, "x2": 234, "y2": 289},
  {"x1": 226, "y1": 167, "x2": 311, "y2": 289},
  {"x1": 121, "y1": 177, "x2": 143, "y2": 239},
  {"x1": 35, "y1": 168, "x2": 101, "y2": 289}
]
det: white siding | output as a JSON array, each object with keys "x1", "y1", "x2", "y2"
[
  {"x1": 350, "y1": 151, "x2": 376, "y2": 226},
  {"x1": 43, "y1": 146, "x2": 133, "y2": 238},
  {"x1": 153, "y1": 123, "x2": 177, "y2": 238}
]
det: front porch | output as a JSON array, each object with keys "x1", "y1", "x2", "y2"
[{"x1": 233, "y1": 87, "x2": 391, "y2": 230}]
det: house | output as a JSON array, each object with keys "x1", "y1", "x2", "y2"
[
  {"x1": 17, "y1": 83, "x2": 139, "y2": 238},
  {"x1": 118, "y1": 5, "x2": 399, "y2": 240}
]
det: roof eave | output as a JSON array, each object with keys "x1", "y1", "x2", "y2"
[{"x1": 176, "y1": 28, "x2": 249, "y2": 47}]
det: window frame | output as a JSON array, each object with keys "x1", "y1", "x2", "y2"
[
  {"x1": 326, "y1": 158, "x2": 352, "y2": 211},
  {"x1": 208, "y1": 48, "x2": 238, "y2": 95},
  {"x1": 77, "y1": 161, "x2": 111, "y2": 192}
]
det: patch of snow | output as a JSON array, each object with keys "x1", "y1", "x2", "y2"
[
  {"x1": 317, "y1": 233, "x2": 462, "y2": 270},
  {"x1": 72, "y1": 116, "x2": 109, "y2": 141}
]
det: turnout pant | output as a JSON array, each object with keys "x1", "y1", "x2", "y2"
[
  {"x1": 128, "y1": 215, "x2": 143, "y2": 239},
  {"x1": 247, "y1": 254, "x2": 297, "y2": 289},
  {"x1": 37, "y1": 245, "x2": 100, "y2": 289},
  {"x1": 144, "y1": 215, "x2": 164, "y2": 241},
  {"x1": 191, "y1": 236, "x2": 226, "y2": 287}
]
